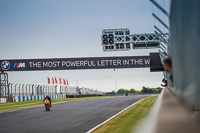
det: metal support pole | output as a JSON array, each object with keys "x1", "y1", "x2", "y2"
[
  {"x1": 10, "y1": 83, "x2": 13, "y2": 96},
  {"x1": 149, "y1": 0, "x2": 169, "y2": 17},
  {"x1": 49, "y1": 85, "x2": 51, "y2": 95},
  {"x1": 25, "y1": 84, "x2": 28, "y2": 96},
  {"x1": 29, "y1": 84, "x2": 31, "y2": 96},
  {"x1": 40, "y1": 85, "x2": 42, "y2": 95},
  {"x1": 8, "y1": 83, "x2": 10, "y2": 101},
  {"x1": 55, "y1": 85, "x2": 57, "y2": 95},
  {"x1": 19, "y1": 84, "x2": 21, "y2": 96},
  {"x1": 39, "y1": 85, "x2": 41, "y2": 95},
  {"x1": 32, "y1": 84, "x2": 34, "y2": 95},
  {"x1": 154, "y1": 31, "x2": 168, "y2": 48},
  {"x1": 35, "y1": 85, "x2": 37, "y2": 95},
  {"x1": 15, "y1": 84, "x2": 17, "y2": 96},
  {"x1": 5, "y1": 84, "x2": 6, "y2": 97},
  {"x1": 50, "y1": 85, "x2": 52, "y2": 95},
  {"x1": 46, "y1": 85, "x2": 48, "y2": 95},
  {"x1": 22, "y1": 84, "x2": 25, "y2": 96},
  {"x1": 152, "y1": 13, "x2": 169, "y2": 29},
  {"x1": 48, "y1": 85, "x2": 50, "y2": 94},
  {"x1": 65, "y1": 86, "x2": 67, "y2": 95},
  {"x1": 42, "y1": 85, "x2": 44, "y2": 95},
  {"x1": 37, "y1": 85, "x2": 39, "y2": 95},
  {"x1": 36, "y1": 85, "x2": 39, "y2": 95},
  {"x1": 154, "y1": 25, "x2": 168, "y2": 38}
]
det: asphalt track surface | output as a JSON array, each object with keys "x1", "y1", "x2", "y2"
[{"x1": 0, "y1": 95, "x2": 152, "y2": 133}]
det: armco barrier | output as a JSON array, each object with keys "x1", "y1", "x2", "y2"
[{"x1": 14, "y1": 94, "x2": 65, "y2": 102}]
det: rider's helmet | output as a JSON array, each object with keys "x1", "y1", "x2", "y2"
[{"x1": 46, "y1": 94, "x2": 49, "y2": 97}]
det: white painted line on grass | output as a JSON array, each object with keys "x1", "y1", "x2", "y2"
[{"x1": 86, "y1": 98, "x2": 144, "y2": 133}]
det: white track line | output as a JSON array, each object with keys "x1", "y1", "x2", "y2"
[{"x1": 86, "y1": 98, "x2": 144, "y2": 133}]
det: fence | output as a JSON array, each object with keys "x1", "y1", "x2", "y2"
[
  {"x1": 1, "y1": 83, "x2": 104, "y2": 102},
  {"x1": 7, "y1": 84, "x2": 75, "y2": 96}
]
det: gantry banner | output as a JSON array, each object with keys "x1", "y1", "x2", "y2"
[{"x1": 0, "y1": 56, "x2": 150, "y2": 71}]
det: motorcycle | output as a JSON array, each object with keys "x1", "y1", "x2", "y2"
[{"x1": 44, "y1": 99, "x2": 51, "y2": 111}]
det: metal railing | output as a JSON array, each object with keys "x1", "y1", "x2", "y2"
[{"x1": 4, "y1": 83, "x2": 104, "y2": 98}]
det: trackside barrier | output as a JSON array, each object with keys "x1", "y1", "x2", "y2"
[
  {"x1": 3, "y1": 84, "x2": 104, "y2": 103},
  {"x1": 0, "y1": 98, "x2": 8, "y2": 103},
  {"x1": 15, "y1": 94, "x2": 66, "y2": 102}
]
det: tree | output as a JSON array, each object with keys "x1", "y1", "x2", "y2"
[
  {"x1": 116, "y1": 87, "x2": 162, "y2": 94},
  {"x1": 117, "y1": 89, "x2": 125, "y2": 94},
  {"x1": 135, "y1": 90, "x2": 141, "y2": 93},
  {"x1": 125, "y1": 89, "x2": 129, "y2": 94},
  {"x1": 129, "y1": 88, "x2": 136, "y2": 93},
  {"x1": 148, "y1": 88, "x2": 153, "y2": 93},
  {"x1": 141, "y1": 86, "x2": 148, "y2": 93}
]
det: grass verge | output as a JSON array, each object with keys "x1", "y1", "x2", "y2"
[
  {"x1": 93, "y1": 96, "x2": 157, "y2": 133},
  {"x1": 0, "y1": 96, "x2": 115, "y2": 113}
]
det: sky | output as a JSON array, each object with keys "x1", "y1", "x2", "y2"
[{"x1": 0, "y1": 0, "x2": 170, "y2": 92}]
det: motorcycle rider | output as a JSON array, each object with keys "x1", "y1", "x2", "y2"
[{"x1": 44, "y1": 94, "x2": 52, "y2": 107}]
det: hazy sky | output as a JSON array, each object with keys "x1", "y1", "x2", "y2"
[{"x1": 0, "y1": 0, "x2": 170, "y2": 92}]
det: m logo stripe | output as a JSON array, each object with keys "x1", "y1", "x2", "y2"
[{"x1": 13, "y1": 63, "x2": 18, "y2": 68}]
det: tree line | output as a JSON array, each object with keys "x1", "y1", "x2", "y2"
[
  {"x1": 105, "y1": 86, "x2": 163, "y2": 95},
  {"x1": 117, "y1": 87, "x2": 162, "y2": 94}
]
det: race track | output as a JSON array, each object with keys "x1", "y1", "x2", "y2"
[{"x1": 0, "y1": 95, "x2": 151, "y2": 133}]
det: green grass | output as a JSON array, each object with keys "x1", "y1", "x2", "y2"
[
  {"x1": 93, "y1": 96, "x2": 158, "y2": 133},
  {"x1": 0, "y1": 96, "x2": 115, "y2": 113}
]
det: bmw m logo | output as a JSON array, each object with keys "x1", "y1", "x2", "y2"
[
  {"x1": 13, "y1": 63, "x2": 25, "y2": 68},
  {"x1": 1, "y1": 61, "x2": 10, "y2": 70}
]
